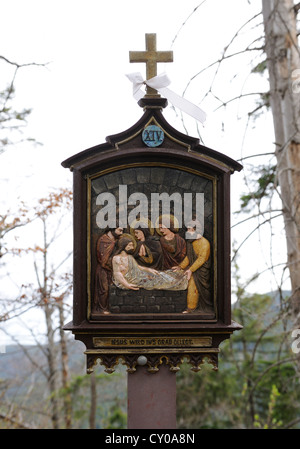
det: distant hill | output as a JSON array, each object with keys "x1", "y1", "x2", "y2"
[
  {"x1": 0, "y1": 337, "x2": 127, "y2": 429},
  {"x1": 0, "y1": 290, "x2": 292, "y2": 428}
]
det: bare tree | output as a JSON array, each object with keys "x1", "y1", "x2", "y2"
[
  {"x1": 0, "y1": 55, "x2": 46, "y2": 154},
  {"x1": 31, "y1": 189, "x2": 73, "y2": 428},
  {"x1": 174, "y1": 2, "x2": 299, "y2": 338},
  {"x1": 261, "y1": 0, "x2": 300, "y2": 345},
  {"x1": 0, "y1": 188, "x2": 73, "y2": 428}
]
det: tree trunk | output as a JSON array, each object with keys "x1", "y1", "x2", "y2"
[
  {"x1": 42, "y1": 218, "x2": 60, "y2": 429},
  {"x1": 44, "y1": 302, "x2": 60, "y2": 429},
  {"x1": 262, "y1": 0, "x2": 300, "y2": 340},
  {"x1": 58, "y1": 299, "x2": 72, "y2": 428}
]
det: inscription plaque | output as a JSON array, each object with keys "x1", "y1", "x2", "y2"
[{"x1": 93, "y1": 336, "x2": 212, "y2": 348}]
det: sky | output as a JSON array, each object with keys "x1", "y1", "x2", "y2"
[
  {"x1": 0, "y1": 0, "x2": 291, "y2": 344},
  {"x1": 1, "y1": 0, "x2": 265, "y2": 185}
]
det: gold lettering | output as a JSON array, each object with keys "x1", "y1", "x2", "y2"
[
  {"x1": 111, "y1": 338, "x2": 128, "y2": 345},
  {"x1": 93, "y1": 336, "x2": 212, "y2": 348}
]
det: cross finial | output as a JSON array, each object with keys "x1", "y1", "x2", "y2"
[{"x1": 129, "y1": 33, "x2": 173, "y2": 96}]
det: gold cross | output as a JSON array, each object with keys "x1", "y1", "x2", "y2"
[{"x1": 129, "y1": 33, "x2": 173, "y2": 96}]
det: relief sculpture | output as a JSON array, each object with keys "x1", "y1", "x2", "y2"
[
  {"x1": 90, "y1": 166, "x2": 215, "y2": 317},
  {"x1": 112, "y1": 232, "x2": 188, "y2": 291}
]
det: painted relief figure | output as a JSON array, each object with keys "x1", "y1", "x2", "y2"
[
  {"x1": 157, "y1": 215, "x2": 186, "y2": 269},
  {"x1": 94, "y1": 227, "x2": 123, "y2": 314},
  {"x1": 131, "y1": 223, "x2": 163, "y2": 270},
  {"x1": 112, "y1": 235, "x2": 188, "y2": 291},
  {"x1": 91, "y1": 167, "x2": 214, "y2": 316},
  {"x1": 173, "y1": 221, "x2": 213, "y2": 314}
]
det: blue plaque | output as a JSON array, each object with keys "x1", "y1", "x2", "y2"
[{"x1": 142, "y1": 125, "x2": 164, "y2": 147}]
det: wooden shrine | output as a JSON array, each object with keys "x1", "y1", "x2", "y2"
[{"x1": 62, "y1": 34, "x2": 243, "y2": 376}]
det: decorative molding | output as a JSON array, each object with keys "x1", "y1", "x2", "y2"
[
  {"x1": 188, "y1": 353, "x2": 218, "y2": 372},
  {"x1": 85, "y1": 352, "x2": 219, "y2": 374}
]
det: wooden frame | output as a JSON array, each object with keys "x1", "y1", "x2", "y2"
[{"x1": 62, "y1": 97, "x2": 243, "y2": 373}]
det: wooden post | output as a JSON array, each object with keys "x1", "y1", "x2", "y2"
[{"x1": 127, "y1": 363, "x2": 177, "y2": 429}]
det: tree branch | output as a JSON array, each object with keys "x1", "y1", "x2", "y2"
[
  {"x1": 236, "y1": 152, "x2": 275, "y2": 162},
  {"x1": 171, "y1": 0, "x2": 208, "y2": 48},
  {"x1": 0, "y1": 412, "x2": 32, "y2": 429},
  {"x1": 294, "y1": 2, "x2": 300, "y2": 15},
  {"x1": 0, "y1": 55, "x2": 47, "y2": 69},
  {"x1": 231, "y1": 213, "x2": 283, "y2": 260}
]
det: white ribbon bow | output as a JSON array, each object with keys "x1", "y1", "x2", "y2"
[{"x1": 126, "y1": 72, "x2": 207, "y2": 124}]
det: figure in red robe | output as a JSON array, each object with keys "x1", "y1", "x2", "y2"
[
  {"x1": 158, "y1": 219, "x2": 186, "y2": 269},
  {"x1": 94, "y1": 227, "x2": 123, "y2": 314}
]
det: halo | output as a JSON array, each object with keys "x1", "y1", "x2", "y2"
[
  {"x1": 155, "y1": 214, "x2": 179, "y2": 236},
  {"x1": 118, "y1": 233, "x2": 137, "y2": 251},
  {"x1": 129, "y1": 217, "x2": 154, "y2": 239}
]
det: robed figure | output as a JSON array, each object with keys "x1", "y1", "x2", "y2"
[
  {"x1": 178, "y1": 224, "x2": 213, "y2": 314},
  {"x1": 158, "y1": 216, "x2": 186, "y2": 269},
  {"x1": 133, "y1": 227, "x2": 163, "y2": 270},
  {"x1": 94, "y1": 228, "x2": 123, "y2": 314},
  {"x1": 112, "y1": 235, "x2": 187, "y2": 291}
]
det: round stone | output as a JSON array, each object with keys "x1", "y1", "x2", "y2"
[{"x1": 137, "y1": 355, "x2": 148, "y2": 366}]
